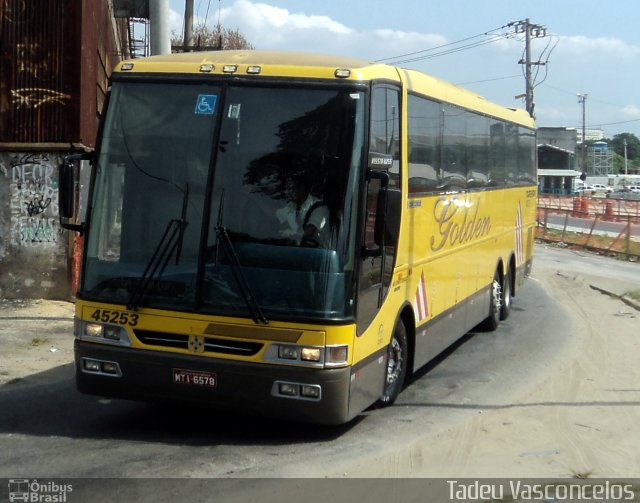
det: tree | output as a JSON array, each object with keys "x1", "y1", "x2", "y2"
[
  {"x1": 607, "y1": 133, "x2": 640, "y2": 162},
  {"x1": 171, "y1": 23, "x2": 254, "y2": 52}
]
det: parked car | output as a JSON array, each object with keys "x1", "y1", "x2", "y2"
[
  {"x1": 608, "y1": 187, "x2": 640, "y2": 200},
  {"x1": 590, "y1": 183, "x2": 613, "y2": 193},
  {"x1": 623, "y1": 185, "x2": 640, "y2": 193},
  {"x1": 574, "y1": 185, "x2": 596, "y2": 195}
]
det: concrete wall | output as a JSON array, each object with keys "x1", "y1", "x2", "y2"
[
  {"x1": 537, "y1": 127, "x2": 578, "y2": 154},
  {"x1": 0, "y1": 151, "x2": 69, "y2": 299}
]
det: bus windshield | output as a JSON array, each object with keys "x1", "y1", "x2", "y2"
[{"x1": 82, "y1": 81, "x2": 366, "y2": 321}]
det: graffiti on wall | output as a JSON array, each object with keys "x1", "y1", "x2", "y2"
[
  {"x1": 11, "y1": 88, "x2": 71, "y2": 109},
  {"x1": 10, "y1": 38, "x2": 69, "y2": 110},
  {"x1": 1, "y1": 152, "x2": 61, "y2": 247},
  {"x1": 10, "y1": 37, "x2": 69, "y2": 109}
]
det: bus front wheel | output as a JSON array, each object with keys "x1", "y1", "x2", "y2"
[{"x1": 379, "y1": 320, "x2": 408, "y2": 406}]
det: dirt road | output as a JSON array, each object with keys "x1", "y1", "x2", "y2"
[
  {"x1": 0, "y1": 244, "x2": 639, "y2": 480},
  {"x1": 367, "y1": 257, "x2": 640, "y2": 478}
]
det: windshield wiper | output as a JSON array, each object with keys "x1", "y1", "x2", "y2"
[
  {"x1": 126, "y1": 218, "x2": 188, "y2": 310},
  {"x1": 127, "y1": 185, "x2": 189, "y2": 310},
  {"x1": 214, "y1": 190, "x2": 269, "y2": 325}
]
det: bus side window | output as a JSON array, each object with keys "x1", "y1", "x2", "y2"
[
  {"x1": 369, "y1": 87, "x2": 401, "y2": 188},
  {"x1": 407, "y1": 93, "x2": 440, "y2": 194}
]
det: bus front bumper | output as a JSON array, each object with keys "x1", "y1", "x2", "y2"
[{"x1": 74, "y1": 340, "x2": 354, "y2": 425}]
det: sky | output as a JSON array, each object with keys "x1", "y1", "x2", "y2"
[{"x1": 165, "y1": 0, "x2": 640, "y2": 140}]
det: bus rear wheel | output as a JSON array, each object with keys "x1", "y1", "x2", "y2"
[{"x1": 379, "y1": 320, "x2": 408, "y2": 406}]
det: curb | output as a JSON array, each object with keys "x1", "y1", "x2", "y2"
[{"x1": 589, "y1": 284, "x2": 640, "y2": 312}]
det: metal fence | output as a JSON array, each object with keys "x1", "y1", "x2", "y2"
[{"x1": 536, "y1": 195, "x2": 640, "y2": 258}]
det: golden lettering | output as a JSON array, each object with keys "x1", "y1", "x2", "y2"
[{"x1": 430, "y1": 197, "x2": 491, "y2": 251}]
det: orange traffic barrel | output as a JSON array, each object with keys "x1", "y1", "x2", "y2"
[
  {"x1": 580, "y1": 197, "x2": 589, "y2": 215},
  {"x1": 603, "y1": 199, "x2": 614, "y2": 221}
]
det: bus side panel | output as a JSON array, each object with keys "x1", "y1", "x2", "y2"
[
  {"x1": 400, "y1": 187, "x2": 536, "y2": 372},
  {"x1": 411, "y1": 285, "x2": 491, "y2": 372},
  {"x1": 347, "y1": 348, "x2": 387, "y2": 417},
  {"x1": 516, "y1": 226, "x2": 535, "y2": 290}
]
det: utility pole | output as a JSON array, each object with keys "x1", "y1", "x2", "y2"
[
  {"x1": 578, "y1": 93, "x2": 588, "y2": 175},
  {"x1": 184, "y1": 0, "x2": 194, "y2": 52},
  {"x1": 149, "y1": 0, "x2": 171, "y2": 55},
  {"x1": 624, "y1": 138, "x2": 628, "y2": 175},
  {"x1": 515, "y1": 19, "x2": 547, "y2": 118}
]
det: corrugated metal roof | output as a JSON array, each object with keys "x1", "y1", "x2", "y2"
[
  {"x1": 0, "y1": 0, "x2": 78, "y2": 143},
  {"x1": 537, "y1": 144, "x2": 576, "y2": 155}
]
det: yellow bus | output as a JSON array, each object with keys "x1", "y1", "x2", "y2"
[{"x1": 59, "y1": 51, "x2": 536, "y2": 425}]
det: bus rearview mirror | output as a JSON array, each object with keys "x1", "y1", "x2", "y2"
[{"x1": 58, "y1": 152, "x2": 92, "y2": 233}]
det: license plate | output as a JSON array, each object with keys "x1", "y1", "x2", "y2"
[{"x1": 173, "y1": 368, "x2": 217, "y2": 388}]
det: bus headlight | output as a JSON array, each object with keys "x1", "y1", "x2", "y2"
[
  {"x1": 265, "y1": 344, "x2": 348, "y2": 368},
  {"x1": 84, "y1": 322, "x2": 103, "y2": 338},
  {"x1": 76, "y1": 320, "x2": 131, "y2": 346},
  {"x1": 301, "y1": 347, "x2": 321, "y2": 362}
]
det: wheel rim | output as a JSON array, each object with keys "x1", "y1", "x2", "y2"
[
  {"x1": 386, "y1": 337, "x2": 404, "y2": 385},
  {"x1": 491, "y1": 278, "x2": 502, "y2": 317}
]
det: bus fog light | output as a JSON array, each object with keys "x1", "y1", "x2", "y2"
[
  {"x1": 300, "y1": 385, "x2": 321, "y2": 399},
  {"x1": 278, "y1": 382, "x2": 298, "y2": 396},
  {"x1": 101, "y1": 361, "x2": 120, "y2": 375},
  {"x1": 301, "y1": 347, "x2": 321, "y2": 362},
  {"x1": 84, "y1": 323, "x2": 103, "y2": 338},
  {"x1": 84, "y1": 359, "x2": 101, "y2": 372},
  {"x1": 278, "y1": 346, "x2": 299, "y2": 360},
  {"x1": 326, "y1": 345, "x2": 348, "y2": 366}
]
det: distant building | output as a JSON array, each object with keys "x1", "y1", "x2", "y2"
[
  {"x1": 537, "y1": 127, "x2": 579, "y2": 195},
  {"x1": 576, "y1": 128, "x2": 605, "y2": 143}
]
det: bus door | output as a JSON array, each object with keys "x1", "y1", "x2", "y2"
[{"x1": 356, "y1": 85, "x2": 401, "y2": 334}]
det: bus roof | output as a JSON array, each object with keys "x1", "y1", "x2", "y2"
[
  {"x1": 114, "y1": 50, "x2": 534, "y2": 128},
  {"x1": 114, "y1": 50, "x2": 394, "y2": 80},
  {"x1": 401, "y1": 68, "x2": 535, "y2": 128}
]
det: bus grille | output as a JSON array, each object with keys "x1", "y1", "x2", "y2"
[{"x1": 134, "y1": 330, "x2": 263, "y2": 356}]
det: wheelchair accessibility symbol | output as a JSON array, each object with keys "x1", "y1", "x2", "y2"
[{"x1": 194, "y1": 94, "x2": 217, "y2": 115}]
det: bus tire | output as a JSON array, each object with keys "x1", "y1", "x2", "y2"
[
  {"x1": 500, "y1": 268, "x2": 511, "y2": 321},
  {"x1": 379, "y1": 320, "x2": 408, "y2": 406}
]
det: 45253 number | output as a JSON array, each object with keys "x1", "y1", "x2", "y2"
[{"x1": 90, "y1": 309, "x2": 139, "y2": 327}]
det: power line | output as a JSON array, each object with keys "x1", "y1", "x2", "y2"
[
  {"x1": 385, "y1": 34, "x2": 516, "y2": 65},
  {"x1": 204, "y1": 0, "x2": 212, "y2": 26},
  {"x1": 456, "y1": 74, "x2": 521, "y2": 85},
  {"x1": 374, "y1": 32, "x2": 487, "y2": 62},
  {"x1": 374, "y1": 23, "x2": 515, "y2": 65},
  {"x1": 542, "y1": 83, "x2": 633, "y2": 109},
  {"x1": 587, "y1": 118, "x2": 640, "y2": 128}
]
